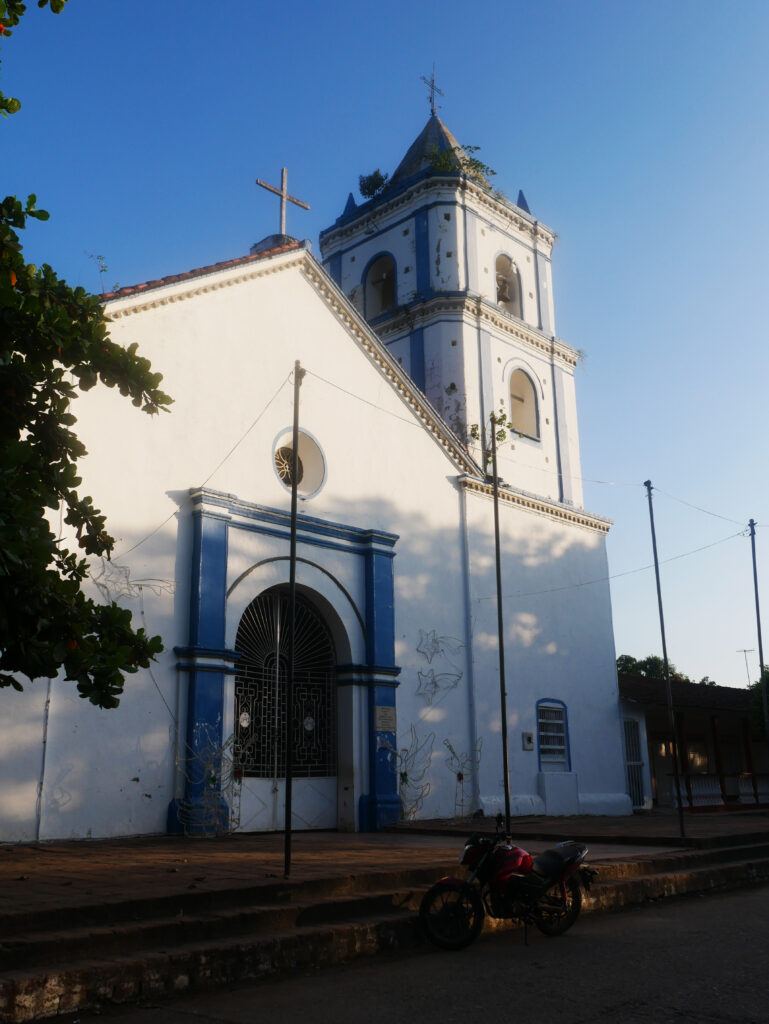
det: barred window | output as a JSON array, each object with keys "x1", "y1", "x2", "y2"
[{"x1": 537, "y1": 700, "x2": 569, "y2": 773}]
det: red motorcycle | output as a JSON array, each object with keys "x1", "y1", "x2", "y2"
[{"x1": 420, "y1": 821, "x2": 597, "y2": 949}]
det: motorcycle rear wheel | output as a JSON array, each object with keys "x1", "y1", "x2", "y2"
[
  {"x1": 420, "y1": 882, "x2": 484, "y2": 950},
  {"x1": 532, "y1": 875, "x2": 582, "y2": 936}
]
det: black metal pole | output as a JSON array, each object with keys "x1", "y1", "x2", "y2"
[
  {"x1": 491, "y1": 416, "x2": 512, "y2": 833},
  {"x1": 284, "y1": 360, "x2": 304, "y2": 878},
  {"x1": 644, "y1": 480, "x2": 685, "y2": 840},
  {"x1": 748, "y1": 520, "x2": 769, "y2": 744}
]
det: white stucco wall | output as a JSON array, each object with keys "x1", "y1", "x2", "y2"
[
  {"x1": 463, "y1": 487, "x2": 630, "y2": 816},
  {"x1": 0, "y1": 245, "x2": 627, "y2": 840}
]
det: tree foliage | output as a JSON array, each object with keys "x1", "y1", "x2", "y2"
[
  {"x1": 428, "y1": 144, "x2": 496, "y2": 186},
  {"x1": 358, "y1": 169, "x2": 389, "y2": 200},
  {"x1": 1, "y1": 1, "x2": 173, "y2": 708},
  {"x1": 615, "y1": 653, "x2": 704, "y2": 685},
  {"x1": 749, "y1": 669, "x2": 769, "y2": 740}
]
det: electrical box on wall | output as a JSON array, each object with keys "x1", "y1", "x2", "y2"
[{"x1": 522, "y1": 731, "x2": 534, "y2": 751}]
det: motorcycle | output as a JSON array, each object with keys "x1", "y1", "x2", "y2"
[{"x1": 420, "y1": 818, "x2": 597, "y2": 949}]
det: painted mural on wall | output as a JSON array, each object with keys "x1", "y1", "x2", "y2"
[
  {"x1": 382, "y1": 724, "x2": 435, "y2": 821},
  {"x1": 415, "y1": 629, "x2": 463, "y2": 705},
  {"x1": 444, "y1": 737, "x2": 482, "y2": 818},
  {"x1": 91, "y1": 556, "x2": 176, "y2": 601},
  {"x1": 172, "y1": 721, "x2": 244, "y2": 835}
]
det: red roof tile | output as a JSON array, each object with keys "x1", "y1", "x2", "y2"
[{"x1": 100, "y1": 240, "x2": 303, "y2": 301}]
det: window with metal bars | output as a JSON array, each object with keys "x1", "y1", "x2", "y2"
[{"x1": 537, "y1": 700, "x2": 570, "y2": 772}]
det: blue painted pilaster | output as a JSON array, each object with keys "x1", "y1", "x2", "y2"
[
  {"x1": 410, "y1": 327, "x2": 426, "y2": 392},
  {"x1": 167, "y1": 506, "x2": 232, "y2": 835},
  {"x1": 415, "y1": 209, "x2": 430, "y2": 298},
  {"x1": 359, "y1": 534, "x2": 401, "y2": 831},
  {"x1": 326, "y1": 252, "x2": 342, "y2": 289}
]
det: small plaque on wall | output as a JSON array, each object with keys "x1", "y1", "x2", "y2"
[{"x1": 375, "y1": 705, "x2": 397, "y2": 733}]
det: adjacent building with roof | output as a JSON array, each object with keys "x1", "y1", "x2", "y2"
[
  {"x1": 2, "y1": 117, "x2": 632, "y2": 842},
  {"x1": 619, "y1": 674, "x2": 769, "y2": 810}
]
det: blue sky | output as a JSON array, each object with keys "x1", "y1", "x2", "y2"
[{"x1": 5, "y1": 0, "x2": 769, "y2": 687}]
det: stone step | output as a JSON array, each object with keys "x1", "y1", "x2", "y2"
[
  {"x1": 588, "y1": 840, "x2": 769, "y2": 881},
  {"x1": 4, "y1": 844, "x2": 769, "y2": 1023},
  {"x1": 0, "y1": 889, "x2": 423, "y2": 970},
  {"x1": 1, "y1": 911, "x2": 426, "y2": 1023},
  {"x1": 0, "y1": 864, "x2": 455, "y2": 938}
]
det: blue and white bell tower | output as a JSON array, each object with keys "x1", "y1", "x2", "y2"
[{"x1": 319, "y1": 115, "x2": 585, "y2": 508}]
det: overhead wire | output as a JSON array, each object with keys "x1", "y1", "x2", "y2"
[
  {"x1": 478, "y1": 529, "x2": 745, "y2": 602},
  {"x1": 111, "y1": 374, "x2": 291, "y2": 561},
  {"x1": 652, "y1": 487, "x2": 745, "y2": 527}
]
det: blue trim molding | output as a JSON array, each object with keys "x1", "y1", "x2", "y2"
[
  {"x1": 168, "y1": 507, "x2": 232, "y2": 835},
  {"x1": 172, "y1": 487, "x2": 401, "y2": 835},
  {"x1": 359, "y1": 540, "x2": 401, "y2": 831}
]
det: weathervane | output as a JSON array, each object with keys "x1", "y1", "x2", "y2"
[
  {"x1": 420, "y1": 65, "x2": 443, "y2": 117},
  {"x1": 256, "y1": 167, "x2": 310, "y2": 237}
]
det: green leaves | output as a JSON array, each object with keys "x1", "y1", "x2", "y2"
[
  {"x1": 0, "y1": 193, "x2": 172, "y2": 707},
  {"x1": 428, "y1": 143, "x2": 497, "y2": 186},
  {"x1": 359, "y1": 169, "x2": 390, "y2": 200},
  {"x1": 0, "y1": 0, "x2": 172, "y2": 709},
  {"x1": 1, "y1": 0, "x2": 69, "y2": 113}
]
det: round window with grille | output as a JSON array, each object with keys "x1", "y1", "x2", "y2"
[{"x1": 272, "y1": 430, "x2": 325, "y2": 498}]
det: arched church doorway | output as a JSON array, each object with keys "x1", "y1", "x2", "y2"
[{"x1": 233, "y1": 587, "x2": 338, "y2": 830}]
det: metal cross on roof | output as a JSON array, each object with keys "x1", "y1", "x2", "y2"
[
  {"x1": 420, "y1": 65, "x2": 443, "y2": 117},
  {"x1": 256, "y1": 167, "x2": 310, "y2": 237}
]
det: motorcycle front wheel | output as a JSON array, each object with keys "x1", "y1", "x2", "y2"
[
  {"x1": 532, "y1": 875, "x2": 582, "y2": 936},
  {"x1": 420, "y1": 882, "x2": 484, "y2": 950}
]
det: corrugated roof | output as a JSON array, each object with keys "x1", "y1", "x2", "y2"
[{"x1": 619, "y1": 674, "x2": 751, "y2": 712}]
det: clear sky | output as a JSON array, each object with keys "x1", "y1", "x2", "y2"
[{"x1": 5, "y1": 0, "x2": 769, "y2": 688}]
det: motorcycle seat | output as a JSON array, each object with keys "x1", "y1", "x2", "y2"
[{"x1": 530, "y1": 841, "x2": 586, "y2": 879}]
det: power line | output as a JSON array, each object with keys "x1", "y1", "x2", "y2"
[
  {"x1": 112, "y1": 374, "x2": 291, "y2": 561},
  {"x1": 304, "y1": 368, "x2": 427, "y2": 430},
  {"x1": 478, "y1": 529, "x2": 744, "y2": 602},
  {"x1": 493, "y1": 446, "x2": 641, "y2": 489},
  {"x1": 653, "y1": 487, "x2": 744, "y2": 526}
]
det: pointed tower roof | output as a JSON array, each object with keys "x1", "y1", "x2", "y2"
[{"x1": 389, "y1": 114, "x2": 466, "y2": 186}]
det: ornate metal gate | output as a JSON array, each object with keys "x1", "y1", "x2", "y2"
[
  {"x1": 623, "y1": 718, "x2": 645, "y2": 809},
  {"x1": 234, "y1": 590, "x2": 337, "y2": 780}
]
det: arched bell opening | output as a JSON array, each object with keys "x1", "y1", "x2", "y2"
[{"x1": 495, "y1": 254, "x2": 522, "y2": 318}]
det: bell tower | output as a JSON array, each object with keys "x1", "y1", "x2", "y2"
[{"x1": 319, "y1": 116, "x2": 584, "y2": 508}]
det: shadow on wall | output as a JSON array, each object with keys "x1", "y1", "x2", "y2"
[{"x1": 1, "y1": 484, "x2": 615, "y2": 839}]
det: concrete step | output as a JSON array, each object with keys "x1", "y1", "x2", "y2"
[{"x1": 4, "y1": 843, "x2": 769, "y2": 1023}]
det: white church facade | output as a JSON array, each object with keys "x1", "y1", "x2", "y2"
[{"x1": 2, "y1": 117, "x2": 631, "y2": 842}]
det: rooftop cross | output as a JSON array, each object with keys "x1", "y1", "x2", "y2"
[
  {"x1": 255, "y1": 167, "x2": 310, "y2": 237},
  {"x1": 420, "y1": 65, "x2": 443, "y2": 117}
]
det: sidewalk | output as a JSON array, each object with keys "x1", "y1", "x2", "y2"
[
  {"x1": 3, "y1": 807, "x2": 768, "y2": 923},
  {"x1": 3, "y1": 811, "x2": 769, "y2": 1021}
]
